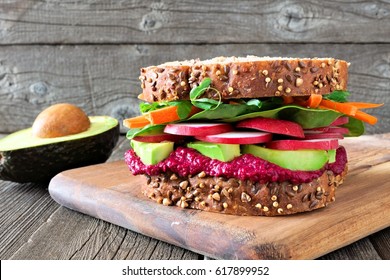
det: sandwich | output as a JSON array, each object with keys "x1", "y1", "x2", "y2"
[{"x1": 123, "y1": 56, "x2": 381, "y2": 216}]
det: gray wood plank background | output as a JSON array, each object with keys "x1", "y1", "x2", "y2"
[
  {"x1": 0, "y1": 0, "x2": 389, "y2": 135},
  {"x1": 1, "y1": 0, "x2": 390, "y2": 44}
]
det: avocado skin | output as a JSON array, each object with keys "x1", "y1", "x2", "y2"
[{"x1": 0, "y1": 124, "x2": 119, "y2": 183}]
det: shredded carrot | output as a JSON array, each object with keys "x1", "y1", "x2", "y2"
[
  {"x1": 319, "y1": 99, "x2": 380, "y2": 125},
  {"x1": 123, "y1": 105, "x2": 202, "y2": 129},
  {"x1": 342, "y1": 102, "x2": 384, "y2": 109},
  {"x1": 145, "y1": 105, "x2": 180, "y2": 125},
  {"x1": 303, "y1": 94, "x2": 323, "y2": 108},
  {"x1": 145, "y1": 105, "x2": 202, "y2": 125},
  {"x1": 319, "y1": 99, "x2": 358, "y2": 116},
  {"x1": 282, "y1": 96, "x2": 294, "y2": 104},
  {"x1": 123, "y1": 115, "x2": 150, "y2": 128},
  {"x1": 354, "y1": 110, "x2": 378, "y2": 125}
]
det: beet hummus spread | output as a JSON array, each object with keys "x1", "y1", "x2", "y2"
[{"x1": 125, "y1": 146, "x2": 347, "y2": 184}]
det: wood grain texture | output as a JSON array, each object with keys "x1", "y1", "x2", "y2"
[
  {"x1": 47, "y1": 134, "x2": 390, "y2": 259},
  {"x1": 319, "y1": 238, "x2": 382, "y2": 260},
  {"x1": 1, "y1": 0, "x2": 390, "y2": 44},
  {"x1": 107, "y1": 136, "x2": 131, "y2": 162},
  {"x1": 1, "y1": 135, "x2": 198, "y2": 260},
  {"x1": 369, "y1": 227, "x2": 390, "y2": 259},
  {"x1": 0, "y1": 181, "x2": 59, "y2": 259},
  {"x1": 10, "y1": 207, "x2": 198, "y2": 260},
  {"x1": 1, "y1": 44, "x2": 389, "y2": 134}
]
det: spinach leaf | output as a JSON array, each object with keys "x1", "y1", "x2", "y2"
[
  {"x1": 189, "y1": 78, "x2": 211, "y2": 100},
  {"x1": 191, "y1": 98, "x2": 218, "y2": 110},
  {"x1": 343, "y1": 117, "x2": 365, "y2": 137},
  {"x1": 139, "y1": 100, "x2": 192, "y2": 120},
  {"x1": 189, "y1": 103, "x2": 258, "y2": 120},
  {"x1": 323, "y1": 90, "x2": 350, "y2": 102},
  {"x1": 139, "y1": 102, "x2": 166, "y2": 113},
  {"x1": 189, "y1": 78, "x2": 223, "y2": 110},
  {"x1": 189, "y1": 97, "x2": 283, "y2": 121},
  {"x1": 167, "y1": 100, "x2": 193, "y2": 119},
  {"x1": 223, "y1": 105, "x2": 344, "y2": 129},
  {"x1": 126, "y1": 124, "x2": 165, "y2": 139}
]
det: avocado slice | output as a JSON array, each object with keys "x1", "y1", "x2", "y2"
[
  {"x1": 328, "y1": 149, "x2": 336, "y2": 163},
  {"x1": 0, "y1": 116, "x2": 119, "y2": 183},
  {"x1": 242, "y1": 145, "x2": 329, "y2": 171},
  {"x1": 131, "y1": 140, "x2": 174, "y2": 165},
  {"x1": 187, "y1": 141, "x2": 240, "y2": 162}
]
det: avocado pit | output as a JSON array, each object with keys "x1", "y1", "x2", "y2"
[{"x1": 32, "y1": 103, "x2": 91, "y2": 138}]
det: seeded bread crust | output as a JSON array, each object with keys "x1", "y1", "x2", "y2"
[
  {"x1": 142, "y1": 167, "x2": 347, "y2": 216},
  {"x1": 138, "y1": 56, "x2": 349, "y2": 102}
]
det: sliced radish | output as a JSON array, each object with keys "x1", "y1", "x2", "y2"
[
  {"x1": 325, "y1": 127, "x2": 349, "y2": 135},
  {"x1": 196, "y1": 131, "x2": 272, "y2": 144},
  {"x1": 266, "y1": 138, "x2": 339, "y2": 150},
  {"x1": 304, "y1": 131, "x2": 344, "y2": 140},
  {"x1": 307, "y1": 126, "x2": 349, "y2": 135},
  {"x1": 133, "y1": 133, "x2": 185, "y2": 143},
  {"x1": 164, "y1": 123, "x2": 233, "y2": 136},
  {"x1": 330, "y1": 116, "x2": 349, "y2": 126},
  {"x1": 236, "y1": 117, "x2": 304, "y2": 138}
]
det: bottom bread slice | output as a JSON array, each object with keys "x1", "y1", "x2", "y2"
[{"x1": 142, "y1": 167, "x2": 347, "y2": 216}]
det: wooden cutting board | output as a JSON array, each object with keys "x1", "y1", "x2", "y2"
[{"x1": 49, "y1": 134, "x2": 390, "y2": 259}]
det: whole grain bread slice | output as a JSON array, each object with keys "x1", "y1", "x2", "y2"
[
  {"x1": 142, "y1": 167, "x2": 347, "y2": 216},
  {"x1": 138, "y1": 56, "x2": 349, "y2": 102}
]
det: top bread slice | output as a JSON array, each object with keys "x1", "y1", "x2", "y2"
[{"x1": 138, "y1": 56, "x2": 349, "y2": 102}]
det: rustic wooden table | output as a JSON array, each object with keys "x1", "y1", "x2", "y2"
[{"x1": 0, "y1": 135, "x2": 389, "y2": 260}]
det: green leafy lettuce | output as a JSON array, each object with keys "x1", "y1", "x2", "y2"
[{"x1": 129, "y1": 85, "x2": 364, "y2": 139}]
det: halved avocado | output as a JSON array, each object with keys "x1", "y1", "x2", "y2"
[{"x1": 0, "y1": 116, "x2": 119, "y2": 183}]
